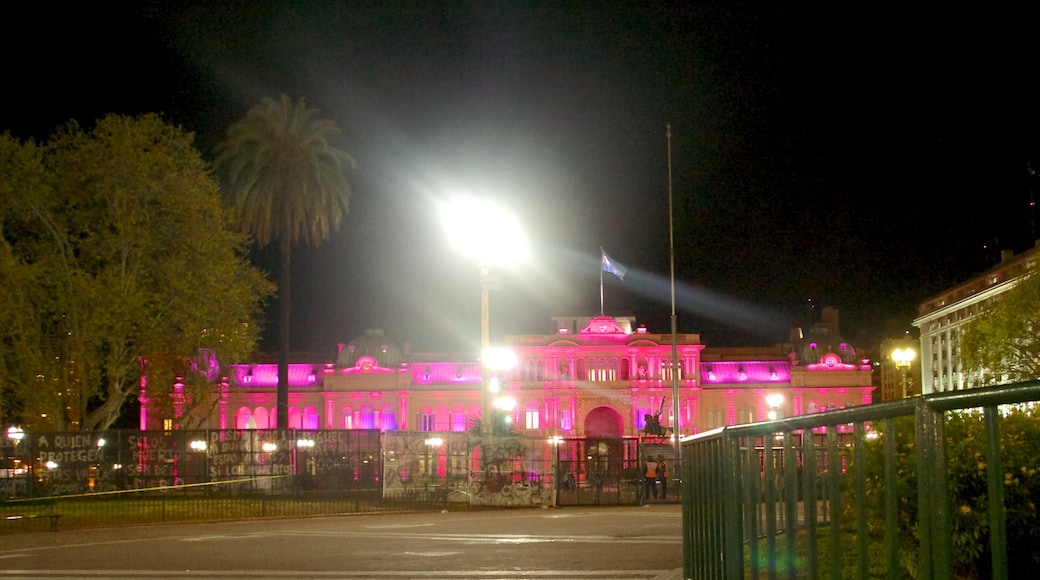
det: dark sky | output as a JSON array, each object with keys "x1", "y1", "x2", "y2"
[{"x1": 5, "y1": 3, "x2": 1040, "y2": 360}]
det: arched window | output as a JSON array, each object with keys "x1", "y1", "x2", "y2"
[
  {"x1": 300, "y1": 406, "x2": 319, "y2": 430},
  {"x1": 380, "y1": 406, "x2": 397, "y2": 431},
  {"x1": 253, "y1": 406, "x2": 270, "y2": 429},
  {"x1": 619, "y1": 357, "x2": 631, "y2": 380},
  {"x1": 235, "y1": 407, "x2": 252, "y2": 429},
  {"x1": 451, "y1": 405, "x2": 466, "y2": 432},
  {"x1": 419, "y1": 406, "x2": 435, "y2": 431},
  {"x1": 359, "y1": 406, "x2": 375, "y2": 429},
  {"x1": 340, "y1": 405, "x2": 354, "y2": 429}
]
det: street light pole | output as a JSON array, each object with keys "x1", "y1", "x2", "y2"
[
  {"x1": 892, "y1": 347, "x2": 915, "y2": 399},
  {"x1": 441, "y1": 196, "x2": 527, "y2": 438},
  {"x1": 666, "y1": 123, "x2": 681, "y2": 482}
]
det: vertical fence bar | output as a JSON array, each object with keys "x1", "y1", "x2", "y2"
[
  {"x1": 743, "y1": 437, "x2": 760, "y2": 579},
  {"x1": 764, "y1": 434, "x2": 777, "y2": 580},
  {"x1": 826, "y1": 427, "x2": 841, "y2": 580},
  {"x1": 915, "y1": 398, "x2": 951, "y2": 580},
  {"x1": 723, "y1": 431, "x2": 745, "y2": 580},
  {"x1": 983, "y1": 406, "x2": 1008, "y2": 580},
  {"x1": 882, "y1": 417, "x2": 899, "y2": 580},
  {"x1": 682, "y1": 440, "x2": 690, "y2": 580},
  {"x1": 853, "y1": 422, "x2": 868, "y2": 580},
  {"x1": 711, "y1": 437, "x2": 726, "y2": 580},
  {"x1": 802, "y1": 429, "x2": 818, "y2": 580},
  {"x1": 783, "y1": 431, "x2": 798, "y2": 580}
]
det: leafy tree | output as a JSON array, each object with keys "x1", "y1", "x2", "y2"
[
  {"x1": 849, "y1": 410, "x2": 1040, "y2": 578},
  {"x1": 960, "y1": 271, "x2": 1040, "y2": 385},
  {"x1": 213, "y1": 95, "x2": 354, "y2": 429},
  {"x1": 0, "y1": 114, "x2": 274, "y2": 431}
]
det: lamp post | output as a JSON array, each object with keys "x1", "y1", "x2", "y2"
[
  {"x1": 547, "y1": 435, "x2": 563, "y2": 507},
  {"x1": 892, "y1": 346, "x2": 915, "y2": 398},
  {"x1": 442, "y1": 197, "x2": 527, "y2": 436}
]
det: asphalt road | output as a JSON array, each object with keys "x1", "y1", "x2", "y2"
[{"x1": 0, "y1": 504, "x2": 683, "y2": 580}]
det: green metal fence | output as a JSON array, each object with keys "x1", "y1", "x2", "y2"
[{"x1": 681, "y1": 380, "x2": 1040, "y2": 580}]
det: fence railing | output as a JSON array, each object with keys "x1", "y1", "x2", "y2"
[
  {"x1": 1, "y1": 429, "x2": 565, "y2": 531},
  {"x1": 681, "y1": 379, "x2": 1040, "y2": 580},
  {"x1": 0, "y1": 478, "x2": 447, "y2": 533}
]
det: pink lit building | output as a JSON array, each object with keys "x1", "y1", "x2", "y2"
[{"x1": 142, "y1": 308, "x2": 875, "y2": 436}]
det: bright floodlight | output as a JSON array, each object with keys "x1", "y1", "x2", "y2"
[
  {"x1": 765, "y1": 393, "x2": 784, "y2": 409},
  {"x1": 442, "y1": 196, "x2": 528, "y2": 266},
  {"x1": 493, "y1": 396, "x2": 517, "y2": 411},
  {"x1": 484, "y1": 347, "x2": 518, "y2": 371}
]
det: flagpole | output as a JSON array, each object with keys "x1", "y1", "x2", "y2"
[
  {"x1": 667, "y1": 123, "x2": 682, "y2": 490},
  {"x1": 599, "y1": 247, "x2": 605, "y2": 315}
]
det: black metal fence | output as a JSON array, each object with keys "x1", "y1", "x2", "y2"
[
  {"x1": 0, "y1": 428, "x2": 439, "y2": 533},
  {"x1": 681, "y1": 380, "x2": 1040, "y2": 580},
  {"x1": 1, "y1": 429, "x2": 383, "y2": 499}
]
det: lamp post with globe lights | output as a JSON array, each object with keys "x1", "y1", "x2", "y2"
[
  {"x1": 892, "y1": 346, "x2": 915, "y2": 398},
  {"x1": 442, "y1": 197, "x2": 527, "y2": 436}
]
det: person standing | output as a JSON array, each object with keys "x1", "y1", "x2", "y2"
[
  {"x1": 656, "y1": 455, "x2": 668, "y2": 500},
  {"x1": 643, "y1": 454, "x2": 659, "y2": 504}
]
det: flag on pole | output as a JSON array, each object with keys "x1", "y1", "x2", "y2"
[{"x1": 601, "y1": 249, "x2": 628, "y2": 280}]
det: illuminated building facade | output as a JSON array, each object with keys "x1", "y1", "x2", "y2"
[
  {"x1": 142, "y1": 308, "x2": 874, "y2": 435},
  {"x1": 913, "y1": 242, "x2": 1040, "y2": 394}
]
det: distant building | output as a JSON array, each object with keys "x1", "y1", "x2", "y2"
[
  {"x1": 143, "y1": 310, "x2": 874, "y2": 436},
  {"x1": 877, "y1": 337, "x2": 920, "y2": 401},
  {"x1": 913, "y1": 242, "x2": 1040, "y2": 394}
]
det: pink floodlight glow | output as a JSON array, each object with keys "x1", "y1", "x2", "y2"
[
  {"x1": 805, "y1": 353, "x2": 857, "y2": 371},
  {"x1": 231, "y1": 364, "x2": 325, "y2": 387},
  {"x1": 701, "y1": 361, "x2": 791, "y2": 383},
  {"x1": 341, "y1": 355, "x2": 394, "y2": 375},
  {"x1": 409, "y1": 362, "x2": 482, "y2": 384}
]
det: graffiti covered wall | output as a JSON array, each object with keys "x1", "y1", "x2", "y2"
[{"x1": 383, "y1": 432, "x2": 554, "y2": 507}]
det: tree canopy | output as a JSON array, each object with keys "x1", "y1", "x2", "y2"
[
  {"x1": 0, "y1": 114, "x2": 274, "y2": 431},
  {"x1": 960, "y1": 271, "x2": 1040, "y2": 385},
  {"x1": 213, "y1": 95, "x2": 354, "y2": 429}
]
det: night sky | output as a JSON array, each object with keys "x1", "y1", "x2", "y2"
[{"x1": 5, "y1": 3, "x2": 1040, "y2": 360}]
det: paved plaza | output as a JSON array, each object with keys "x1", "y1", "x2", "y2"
[{"x1": 0, "y1": 504, "x2": 683, "y2": 580}]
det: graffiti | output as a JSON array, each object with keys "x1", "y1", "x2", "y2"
[{"x1": 382, "y1": 432, "x2": 554, "y2": 507}]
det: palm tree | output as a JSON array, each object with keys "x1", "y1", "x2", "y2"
[{"x1": 214, "y1": 94, "x2": 354, "y2": 429}]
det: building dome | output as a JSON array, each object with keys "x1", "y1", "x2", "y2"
[
  {"x1": 787, "y1": 307, "x2": 858, "y2": 366},
  {"x1": 336, "y1": 329, "x2": 405, "y2": 369}
]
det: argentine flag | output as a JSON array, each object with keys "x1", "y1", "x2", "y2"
[{"x1": 601, "y1": 249, "x2": 628, "y2": 280}]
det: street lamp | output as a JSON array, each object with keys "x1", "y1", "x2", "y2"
[
  {"x1": 442, "y1": 197, "x2": 527, "y2": 435},
  {"x1": 892, "y1": 346, "x2": 915, "y2": 398}
]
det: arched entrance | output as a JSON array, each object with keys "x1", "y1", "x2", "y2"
[
  {"x1": 555, "y1": 406, "x2": 638, "y2": 507},
  {"x1": 584, "y1": 406, "x2": 622, "y2": 438}
]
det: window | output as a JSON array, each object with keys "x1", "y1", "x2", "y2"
[
  {"x1": 525, "y1": 409, "x2": 540, "y2": 429},
  {"x1": 451, "y1": 412, "x2": 466, "y2": 432},
  {"x1": 359, "y1": 407, "x2": 375, "y2": 429},
  {"x1": 559, "y1": 411, "x2": 572, "y2": 431},
  {"x1": 420, "y1": 413, "x2": 435, "y2": 431},
  {"x1": 381, "y1": 407, "x2": 397, "y2": 431},
  {"x1": 636, "y1": 408, "x2": 650, "y2": 429}
]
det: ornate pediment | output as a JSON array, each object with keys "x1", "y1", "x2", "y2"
[
  {"x1": 341, "y1": 355, "x2": 395, "y2": 374},
  {"x1": 580, "y1": 315, "x2": 628, "y2": 335}
]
